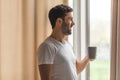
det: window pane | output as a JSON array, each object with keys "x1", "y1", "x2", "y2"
[{"x1": 90, "y1": 0, "x2": 111, "y2": 80}]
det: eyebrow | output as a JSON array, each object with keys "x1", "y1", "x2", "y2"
[{"x1": 68, "y1": 17, "x2": 73, "y2": 19}]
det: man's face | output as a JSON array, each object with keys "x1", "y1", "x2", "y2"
[{"x1": 61, "y1": 12, "x2": 75, "y2": 35}]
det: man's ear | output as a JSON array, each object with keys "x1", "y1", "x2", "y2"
[{"x1": 56, "y1": 18, "x2": 63, "y2": 24}]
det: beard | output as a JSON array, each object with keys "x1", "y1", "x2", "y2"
[{"x1": 61, "y1": 21, "x2": 72, "y2": 35}]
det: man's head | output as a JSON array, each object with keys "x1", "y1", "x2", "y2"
[{"x1": 48, "y1": 4, "x2": 75, "y2": 35}]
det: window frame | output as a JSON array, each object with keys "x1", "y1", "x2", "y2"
[
  {"x1": 72, "y1": 0, "x2": 111, "y2": 80},
  {"x1": 73, "y1": 0, "x2": 90, "y2": 80}
]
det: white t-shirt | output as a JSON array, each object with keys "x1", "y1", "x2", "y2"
[{"x1": 38, "y1": 37, "x2": 77, "y2": 80}]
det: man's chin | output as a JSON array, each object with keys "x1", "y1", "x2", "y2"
[{"x1": 64, "y1": 32, "x2": 72, "y2": 35}]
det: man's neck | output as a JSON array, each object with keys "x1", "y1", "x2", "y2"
[{"x1": 50, "y1": 31, "x2": 68, "y2": 43}]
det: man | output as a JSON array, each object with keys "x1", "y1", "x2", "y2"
[{"x1": 38, "y1": 4, "x2": 92, "y2": 80}]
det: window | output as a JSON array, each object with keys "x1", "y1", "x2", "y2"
[
  {"x1": 90, "y1": 0, "x2": 111, "y2": 80},
  {"x1": 68, "y1": 0, "x2": 111, "y2": 80}
]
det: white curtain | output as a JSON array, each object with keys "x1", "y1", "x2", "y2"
[
  {"x1": 110, "y1": 0, "x2": 120, "y2": 80},
  {"x1": 0, "y1": 0, "x2": 68, "y2": 80},
  {"x1": 0, "y1": 0, "x2": 36, "y2": 80}
]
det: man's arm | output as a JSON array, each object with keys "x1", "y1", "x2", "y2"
[
  {"x1": 39, "y1": 64, "x2": 53, "y2": 80},
  {"x1": 76, "y1": 56, "x2": 90, "y2": 74}
]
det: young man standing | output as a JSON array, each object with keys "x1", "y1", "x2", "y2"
[{"x1": 38, "y1": 4, "x2": 92, "y2": 80}]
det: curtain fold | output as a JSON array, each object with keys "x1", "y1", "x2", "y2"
[
  {"x1": 0, "y1": 0, "x2": 68, "y2": 80},
  {"x1": 110, "y1": 0, "x2": 120, "y2": 80},
  {"x1": 116, "y1": 0, "x2": 120, "y2": 80},
  {"x1": 22, "y1": 0, "x2": 36, "y2": 80},
  {"x1": 0, "y1": 0, "x2": 23, "y2": 80}
]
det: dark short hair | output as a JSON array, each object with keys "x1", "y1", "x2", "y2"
[{"x1": 48, "y1": 4, "x2": 73, "y2": 29}]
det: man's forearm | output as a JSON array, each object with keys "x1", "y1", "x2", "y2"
[{"x1": 76, "y1": 56, "x2": 90, "y2": 74}]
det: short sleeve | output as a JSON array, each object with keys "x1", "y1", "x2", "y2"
[{"x1": 37, "y1": 43, "x2": 56, "y2": 65}]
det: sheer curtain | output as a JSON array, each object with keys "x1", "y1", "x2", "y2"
[
  {"x1": 110, "y1": 0, "x2": 120, "y2": 80},
  {"x1": 0, "y1": 0, "x2": 68, "y2": 80}
]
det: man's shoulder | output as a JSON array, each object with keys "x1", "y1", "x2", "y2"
[
  {"x1": 38, "y1": 37, "x2": 58, "y2": 54},
  {"x1": 39, "y1": 37, "x2": 55, "y2": 48}
]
